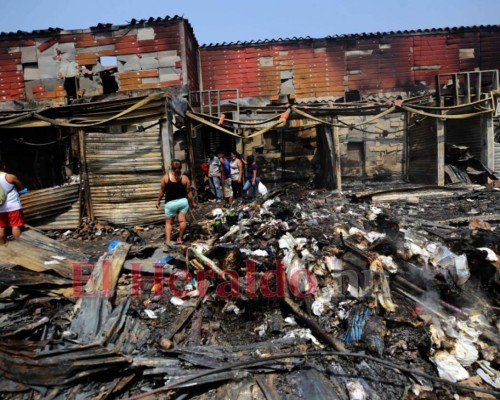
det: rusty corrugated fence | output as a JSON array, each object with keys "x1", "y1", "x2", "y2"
[{"x1": 84, "y1": 124, "x2": 164, "y2": 225}]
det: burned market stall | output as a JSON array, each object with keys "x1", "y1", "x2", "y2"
[
  {"x1": 0, "y1": 110, "x2": 82, "y2": 229},
  {"x1": 0, "y1": 14, "x2": 500, "y2": 400},
  {"x1": 185, "y1": 97, "x2": 409, "y2": 194},
  {"x1": 0, "y1": 93, "x2": 170, "y2": 229},
  {"x1": 406, "y1": 71, "x2": 499, "y2": 185}
]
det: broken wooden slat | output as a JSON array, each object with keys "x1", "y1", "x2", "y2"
[{"x1": 163, "y1": 295, "x2": 204, "y2": 341}]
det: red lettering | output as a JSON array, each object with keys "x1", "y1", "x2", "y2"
[
  {"x1": 72, "y1": 262, "x2": 96, "y2": 297},
  {"x1": 245, "y1": 259, "x2": 257, "y2": 298},
  {"x1": 289, "y1": 269, "x2": 317, "y2": 298},
  {"x1": 168, "y1": 270, "x2": 193, "y2": 297},
  {"x1": 259, "y1": 260, "x2": 285, "y2": 298},
  {"x1": 215, "y1": 270, "x2": 240, "y2": 298},
  {"x1": 131, "y1": 263, "x2": 164, "y2": 297},
  {"x1": 195, "y1": 269, "x2": 214, "y2": 297}
]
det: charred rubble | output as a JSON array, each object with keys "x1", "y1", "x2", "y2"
[{"x1": 0, "y1": 183, "x2": 499, "y2": 399}]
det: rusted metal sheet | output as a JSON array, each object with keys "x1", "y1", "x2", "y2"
[
  {"x1": 494, "y1": 142, "x2": 500, "y2": 175},
  {"x1": 407, "y1": 115, "x2": 437, "y2": 184},
  {"x1": 22, "y1": 184, "x2": 81, "y2": 230},
  {"x1": 0, "y1": 17, "x2": 188, "y2": 104},
  {"x1": 0, "y1": 230, "x2": 86, "y2": 280},
  {"x1": 200, "y1": 28, "x2": 500, "y2": 100},
  {"x1": 0, "y1": 340, "x2": 130, "y2": 387},
  {"x1": 84, "y1": 123, "x2": 164, "y2": 225},
  {"x1": 0, "y1": 94, "x2": 167, "y2": 128}
]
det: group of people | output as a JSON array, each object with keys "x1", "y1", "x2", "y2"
[
  {"x1": 1, "y1": 151, "x2": 261, "y2": 247},
  {"x1": 156, "y1": 151, "x2": 261, "y2": 245},
  {"x1": 207, "y1": 149, "x2": 260, "y2": 205}
]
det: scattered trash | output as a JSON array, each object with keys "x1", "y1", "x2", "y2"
[
  {"x1": 430, "y1": 351, "x2": 470, "y2": 382},
  {"x1": 0, "y1": 184, "x2": 499, "y2": 399},
  {"x1": 144, "y1": 309, "x2": 158, "y2": 319}
]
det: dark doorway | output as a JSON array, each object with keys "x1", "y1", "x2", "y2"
[{"x1": 342, "y1": 141, "x2": 366, "y2": 176}]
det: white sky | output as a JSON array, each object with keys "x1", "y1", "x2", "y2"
[{"x1": 1, "y1": 0, "x2": 499, "y2": 45}]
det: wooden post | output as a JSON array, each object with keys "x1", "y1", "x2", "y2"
[
  {"x1": 185, "y1": 119, "x2": 197, "y2": 192},
  {"x1": 315, "y1": 122, "x2": 334, "y2": 189},
  {"x1": 179, "y1": 22, "x2": 189, "y2": 87},
  {"x1": 160, "y1": 112, "x2": 174, "y2": 172},
  {"x1": 465, "y1": 72, "x2": 471, "y2": 104},
  {"x1": 435, "y1": 75, "x2": 442, "y2": 107},
  {"x1": 436, "y1": 118, "x2": 445, "y2": 186},
  {"x1": 333, "y1": 119, "x2": 342, "y2": 191},
  {"x1": 481, "y1": 114, "x2": 495, "y2": 170},
  {"x1": 402, "y1": 113, "x2": 409, "y2": 180},
  {"x1": 77, "y1": 129, "x2": 93, "y2": 220},
  {"x1": 452, "y1": 74, "x2": 459, "y2": 106}
]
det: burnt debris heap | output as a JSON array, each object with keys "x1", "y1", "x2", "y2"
[{"x1": 0, "y1": 182, "x2": 499, "y2": 399}]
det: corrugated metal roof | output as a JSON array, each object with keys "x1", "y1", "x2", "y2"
[
  {"x1": 200, "y1": 25, "x2": 500, "y2": 48},
  {"x1": 2, "y1": 16, "x2": 496, "y2": 50}
]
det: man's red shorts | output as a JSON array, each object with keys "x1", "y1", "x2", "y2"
[{"x1": 0, "y1": 210, "x2": 25, "y2": 228}]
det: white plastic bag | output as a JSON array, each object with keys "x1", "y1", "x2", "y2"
[{"x1": 257, "y1": 181, "x2": 268, "y2": 195}]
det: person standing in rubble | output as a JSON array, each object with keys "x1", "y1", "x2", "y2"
[
  {"x1": 0, "y1": 161, "x2": 27, "y2": 245},
  {"x1": 218, "y1": 150, "x2": 233, "y2": 206},
  {"x1": 229, "y1": 150, "x2": 244, "y2": 199},
  {"x1": 243, "y1": 155, "x2": 260, "y2": 198},
  {"x1": 155, "y1": 159, "x2": 196, "y2": 244},
  {"x1": 208, "y1": 152, "x2": 223, "y2": 201}
]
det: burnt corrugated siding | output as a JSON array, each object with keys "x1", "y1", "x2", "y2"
[
  {"x1": 200, "y1": 28, "x2": 500, "y2": 100},
  {"x1": 407, "y1": 116, "x2": 437, "y2": 184},
  {"x1": 445, "y1": 117, "x2": 482, "y2": 158},
  {"x1": 85, "y1": 125, "x2": 164, "y2": 225},
  {"x1": 494, "y1": 142, "x2": 500, "y2": 174},
  {"x1": 0, "y1": 18, "x2": 188, "y2": 104},
  {"x1": 22, "y1": 184, "x2": 81, "y2": 230},
  {"x1": 182, "y1": 21, "x2": 199, "y2": 92}
]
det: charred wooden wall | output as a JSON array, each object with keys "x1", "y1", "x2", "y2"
[
  {"x1": 0, "y1": 126, "x2": 71, "y2": 189},
  {"x1": 199, "y1": 27, "x2": 500, "y2": 101}
]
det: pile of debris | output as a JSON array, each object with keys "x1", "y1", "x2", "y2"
[
  {"x1": 445, "y1": 143, "x2": 499, "y2": 185},
  {"x1": 0, "y1": 183, "x2": 499, "y2": 399}
]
